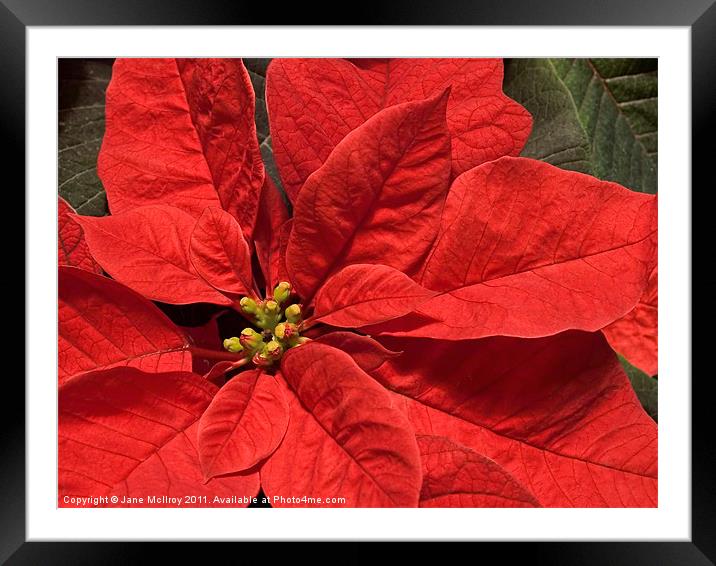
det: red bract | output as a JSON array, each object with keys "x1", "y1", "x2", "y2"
[
  {"x1": 362, "y1": 157, "x2": 657, "y2": 340},
  {"x1": 198, "y1": 369, "x2": 289, "y2": 479},
  {"x1": 374, "y1": 332, "x2": 657, "y2": 507},
  {"x1": 75, "y1": 205, "x2": 232, "y2": 305},
  {"x1": 98, "y1": 58, "x2": 264, "y2": 236},
  {"x1": 253, "y1": 176, "x2": 291, "y2": 292},
  {"x1": 286, "y1": 89, "x2": 452, "y2": 300},
  {"x1": 416, "y1": 436, "x2": 540, "y2": 508},
  {"x1": 58, "y1": 197, "x2": 102, "y2": 274},
  {"x1": 262, "y1": 344, "x2": 423, "y2": 507},
  {"x1": 58, "y1": 57, "x2": 658, "y2": 508},
  {"x1": 266, "y1": 58, "x2": 532, "y2": 201},
  {"x1": 59, "y1": 367, "x2": 259, "y2": 507},
  {"x1": 312, "y1": 264, "x2": 437, "y2": 327},
  {"x1": 58, "y1": 266, "x2": 192, "y2": 385},
  {"x1": 190, "y1": 207, "x2": 254, "y2": 297},
  {"x1": 603, "y1": 266, "x2": 658, "y2": 375}
]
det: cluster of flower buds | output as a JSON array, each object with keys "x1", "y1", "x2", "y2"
[{"x1": 223, "y1": 282, "x2": 307, "y2": 367}]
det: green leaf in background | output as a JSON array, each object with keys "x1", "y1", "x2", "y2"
[
  {"x1": 505, "y1": 58, "x2": 657, "y2": 194},
  {"x1": 243, "y1": 58, "x2": 271, "y2": 144},
  {"x1": 503, "y1": 59, "x2": 592, "y2": 174},
  {"x1": 552, "y1": 58, "x2": 657, "y2": 194},
  {"x1": 619, "y1": 355, "x2": 658, "y2": 422},
  {"x1": 58, "y1": 59, "x2": 113, "y2": 216},
  {"x1": 244, "y1": 58, "x2": 284, "y2": 194}
]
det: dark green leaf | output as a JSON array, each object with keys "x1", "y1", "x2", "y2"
[
  {"x1": 503, "y1": 59, "x2": 592, "y2": 174},
  {"x1": 550, "y1": 58, "x2": 657, "y2": 194},
  {"x1": 243, "y1": 58, "x2": 271, "y2": 77},
  {"x1": 246, "y1": 62, "x2": 270, "y2": 144},
  {"x1": 505, "y1": 58, "x2": 657, "y2": 194},
  {"x1": 244, "y1": 58, "x2": 285, "y2": 195},
  {"x1": 58, "y1": 59, "x2": 113, "y2": 216},
  {"x1": 619, "y1": 355, "x2": 658, "y2": 422}
]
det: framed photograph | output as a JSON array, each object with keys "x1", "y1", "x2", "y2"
[{"x1": 8, "y1": 0, "x2": 710, "y2": 561}]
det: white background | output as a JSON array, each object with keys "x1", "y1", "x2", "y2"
[{"x1": 27, "y1": 26, "x2": 691, "y2": 540}]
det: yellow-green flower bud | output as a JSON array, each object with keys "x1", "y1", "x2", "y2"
[
  {"x1": 222, "y1": 337, "x2": 243, "y2": 353},
  {"x1": 240, "y1": 297, "x2": 258, "y2": 315},
  {"x1": 273, "y1": 281, "x2": 292, "y2": 304},
  {"x1": 274, "y1": 322, "x2": 286, "y2": 339},
  {"x1": 239, "y1": 327, "x2": 263, "y2": 350},
  {"x1": 259, "y1": 299, "x2": 282, "y2": 329},
  {"x1": 285, "y1": 304, "x2": 302, "y2": 324},
  {"x1": 275, "y1": 322, "x2": 298, "y2": 341},
  {"x1": 265, "y1": 340, "x2": 283, "y2": 359}
]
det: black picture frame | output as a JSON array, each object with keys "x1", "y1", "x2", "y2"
[{"x1": 6, "y1": 1, "x2": 710, "y2": 562}]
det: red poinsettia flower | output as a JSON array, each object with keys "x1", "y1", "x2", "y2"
[{"x1": 58, "y1": 58, "x2": 658, "y2": 509}]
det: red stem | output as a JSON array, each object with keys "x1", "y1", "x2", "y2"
[{"x1": 189, "y1": 346, "x2": 247, "y2": 362}]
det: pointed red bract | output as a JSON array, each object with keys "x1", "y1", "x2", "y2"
[
  {"x1": 76, "y1": 205, "x2": 231, "y2": 305},
  {"x1": 176, "y1": 59, "x2": 265, "y2": 236},
  {"x1": 98, "y1": 58, "x2": 264, "y2": 236},
  {"x1": 417, "y1": 436, "x2": 539, "y2": 508},
  {"x1": 59, "y1": 367, "x2": 259, "y2": 507},
  {"x1": 190, "y1": 207, "x2": 254, "y2": 296},
  {"x1": 312, "y1": 264, "x2": 437, "y2": 327},
  {"x1": 253, "y1": 176, "x2": 290, "y2": 292},
  {"x1": 375, "y1": 331, "x2": 657, "y2": 507},
  {"x1": 267, "y1": 58, "x2": 531, "y2": 201},
  {"x1": 198, "y1": 370, "x2": 289, "y2": 479},
  {"x1": 604, "y1": 266, "x2": 658, "y2": 375},
  {"x1": 315, "y1": 331, "x2": 401, "y2": 374},
  {"x1": 260, "y1": 343, "x2": 422, "y2": 507},
  {"x1": 367, "y1": 157, "x2": 657, "y2": 340},
  {"x1": 287, "y1": 91, "x2": 451, "y2": 301},
  {"x1": 58, "y1": 197, "x2": 102, "y2": 273},
  {"x1": 59, "y1": 267, "x2": 191, "y2": 385}
]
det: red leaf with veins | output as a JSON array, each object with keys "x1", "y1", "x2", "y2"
[
  {"x1": 287, "y1": 91, "x2": 451, "y2": 301},
  {"x1": 417, "y1": 436, "x2": 539, "y2": 508},
  {"x1": 315, "y1": 331, "x2": 401, "y2": 374},
  {"x1": 603, "y1": 266, "x2": 658, "y2": 375},
  {"x1": 76, "y1": 205, "x2": 231, "y2": 305},
  {"x1": 58, "y1": 197, "x2": 101, "y2": 273},
  {"x1": 59, "y1": 267, "x2": 191, "y2": 385},
  {"x1": 198, "y1": 370, "x2": 289, "y2": 479},
  {"x1": 59, "y1": 367, "x2": 259, "y2": 507},
  {"x1": 366, "y1": 157, "x2": 657, "y2": 340},
  {"x1": 253, "y1": 176, "x2": 290, "y2": 292},
  {"x1": 313, "y1": 264, "x2": 437, "y2": 327},
  {"x1": 267, "y1": 58, "x2": 531, "y2": 201},
  {"x1": 98, "y1": 58, "x2": 264, "y2": 236},
  {"x1": 261, "y1": 343, "x2": 422, "y2": 507},
  {"x1": 190, "y1": 207, "x2": 254, "y2": 296},
  {"x1": 375, "y1": 331, "x2": 657, "y2": 507}
]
